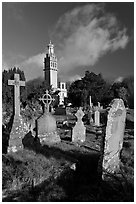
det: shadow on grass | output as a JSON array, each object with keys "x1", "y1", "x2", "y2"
[{"x1": 22, "y1": 131, "x2": 100, "y2": 173}]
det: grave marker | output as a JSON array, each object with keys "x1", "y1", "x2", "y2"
[
  {"x1": 37, "y1": 90, "x2": 60, "y2": 144},
  {"x1": 39, "y1": 90, "x2": 55, "y2": 113},
  {"x1": 102, "y1": 99, "x2": 126, "y2": 178},
  {"x1": 94, "y1": 107, "x2": 100, "y2": 126},
  {"x1": 90, "y1": 95, "x2": 93, "y2": 108},
  {"x1": 8, "y1": 73, "x2": 27, "y2": 153},
  {"x1": 8, "y1": 73, "x2": 25, "y2": 117},
  {"x1": 72, "y1": 107, "x2": 86, "y2": 143}
]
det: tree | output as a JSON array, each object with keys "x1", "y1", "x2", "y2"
[
  {"x1": 110, "y1": 76, "x2": 134, "y2": 108},
  {"x1": 68, "y1": 71, "x2": 112, "y2": 107},
  {"x1": 118, "y1": 87, "x2": 128, "y2": 106},
  {"x1": 122, "y1": 76, "x2": 134, "y2": 108}
]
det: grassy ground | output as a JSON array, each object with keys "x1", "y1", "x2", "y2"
[{"x1": 2, "y1": 109, "x2": 134, "y2": 201}]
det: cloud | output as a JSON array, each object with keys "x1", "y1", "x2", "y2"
[
  {"x1": 2, "y1": 58, "x2": 9, "y2": 71},
  {"x1": 114, "y1": 76, "x2": 124, "y2": 83},
  {"x1": 3, "y1": 2, "x2": 26, "y2": 22},
  {"x1": 10, "y1": 3, "x2": 129, "y2": 81},
  {"x1": 68, "y1": 74, "x2": 82, "y2": 82},
  {"x1": 51, "y1": 3, "x2": 129, "y2": 74},
  {"x1": 20, "y1": 53, "x2": 45, "y2": 81}
]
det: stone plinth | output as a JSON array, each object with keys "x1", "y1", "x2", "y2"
[
  {"x1": 37, "y1": 112, "x2": 60, "y2": 144},
  {"x1": 8, "y1": 115, "x2": 28, "y2": 153}
]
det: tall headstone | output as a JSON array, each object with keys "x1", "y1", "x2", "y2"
[
  {"x1": 37, "y1": 90, "x2": 60, "y2": 144},
  {"x1": 102, "y1": 99, "x2": 126, "y2": 178},
  {"x1": 72, "y1": 107, "x2": 86, "y2": 143},
  {"x1": 94, "y1": 107, "x2": 100, "y2": 126},
  {"x1": 8, "y1": 73, "x2": 27, "y2": 153},
  {"x1": 98, "y1": 102, "x2": 100, "y2": 108},
  {"x1": 90, "y1": 96, "x2": 93, "y2": 108}
]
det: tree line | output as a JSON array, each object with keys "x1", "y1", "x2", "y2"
[
  {"x1": 68, "y1": 71, "x2": 134, "y2": 108},
  {"x1": 2, "y1": 67, "x2": 134, "y2": 117}
]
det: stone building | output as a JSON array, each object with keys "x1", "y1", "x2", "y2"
[{"x1": 43, "y1": 41, "x2": 67, "y2": 105}]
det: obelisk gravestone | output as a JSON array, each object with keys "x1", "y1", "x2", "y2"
[{"x1": 8, "y1": 73, "x2": 27, "y2": 153}]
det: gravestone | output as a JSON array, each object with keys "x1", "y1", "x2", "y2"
[
  {"x1": 89, "y1": 95, "x2": 93, "y2": 108},
  {"x1": 94, "y1": 107, "x2": 100, "y2": 126},
  {"x1": 72, "y1": 107, "x2": 86, "y2": 143},
  {"x1": 102, "y1": 99, "x2": 126, "y2": 178},
  {"x1": 88, "y1": 110, "x2": 93, "y2": 124},
  {"x1": 8, "y1": 73, "x2": 28, "y2": 153},
  {"x1": 37, "y1": 90, "x2": 60, "y2": 144},
  {"x1": 98, "y1": 102, "x2": 100, "y2": 108}
]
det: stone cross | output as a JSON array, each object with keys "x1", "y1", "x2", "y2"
[
  {"x1": 102, "y1": 99, "x2": 126, "y2": 179},
  {"x1": 39, "y1": 90, "x2": 55, "y2": 113},
  {"x1": 75, "y1": 107, "x2": 85, "y2": 122},
  {"x1": 8, "y1": 73, "x2": 25, "y2": 117},
  {"x1": 7, "y1": 73, "x2": 27, "y2": 153}
]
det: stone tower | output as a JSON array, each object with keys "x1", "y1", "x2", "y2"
[
  {"x1": 43, "y1": 41, "x2": 58, "y2": 89},
  {"x1": 58, "y1": 82, "x2": 67, "y2": 105}
]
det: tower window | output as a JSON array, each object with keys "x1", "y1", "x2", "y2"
[
  {"x1": 62, "y1": 83, "x2": 65, "y2": 89},
  {"x1": 51, "y1": 62, "x2": 52, "y2": 67}
]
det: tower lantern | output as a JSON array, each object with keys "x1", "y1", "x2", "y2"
[{"x1": 48, "y1": 40, "x2": 54, "y2": 55}]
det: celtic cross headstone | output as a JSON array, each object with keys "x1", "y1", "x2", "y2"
[
  {"x1": 39, "y1": 90, "x2": 55, "y2": 113},
  {"x1": 37, "y1": 90, "x2": 60, "y2": 144}
]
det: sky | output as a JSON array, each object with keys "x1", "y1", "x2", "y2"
[{"x1": 2, "y1": 2, "x2": 134, "y2": 82}]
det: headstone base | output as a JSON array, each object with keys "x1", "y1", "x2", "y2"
[
  {"x1": 8, "y1": 115, "x2": 28, "y2": 153},
  {"x1": 39, "y1": 131, "x2": 61, "y2": 145},
  {"x1": 72, "y1": 122, "x2": 86, "y2": 143}
]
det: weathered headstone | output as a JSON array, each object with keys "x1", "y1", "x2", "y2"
[
  {"x1": 90, "y1": 95, "x2": 93, "y2": 108},
  {"x1": 94, "y1": 107, "x2": 100, "y2": 126},
  {"x1": 102, "y1": 99, "x2": 126, "y2": 178},
  {"x1": 98, "y1": 102, "x2": 100, "y2": 108},
  {"x1": 37, "y1": 90, "x2": 60, "y2": 144},
  {"x1": 72, "y1": 107, "x2": 86, "y2": 143},
  {"x1": 8, "y1": 73, "x2": 27, "y2": 153},
  {"x1": 88, "y1": 109, "x2": 93, "y2": 124}
]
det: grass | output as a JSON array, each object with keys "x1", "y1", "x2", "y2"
[{"x1": 2, "y1": 109, "x2": 134, "y2": 201}]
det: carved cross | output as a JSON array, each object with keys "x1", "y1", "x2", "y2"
[
  {"x1": 39, "y1": 90, "x2": 55, "y2": 113},
  {"x1": 8, "y1": 73, "x2": 25, "y2": 117}
]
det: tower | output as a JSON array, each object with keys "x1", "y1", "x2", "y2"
[
  {"x1": 58, "y1": 82, "x2": 67, "y2": 105},
  {"x1": 43, "y1": 41, "x2": 58, "y2": 89}
]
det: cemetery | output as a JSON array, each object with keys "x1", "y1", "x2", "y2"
[{"x1": 2, "y1": 68, "x2": 134, "y2": 201}]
